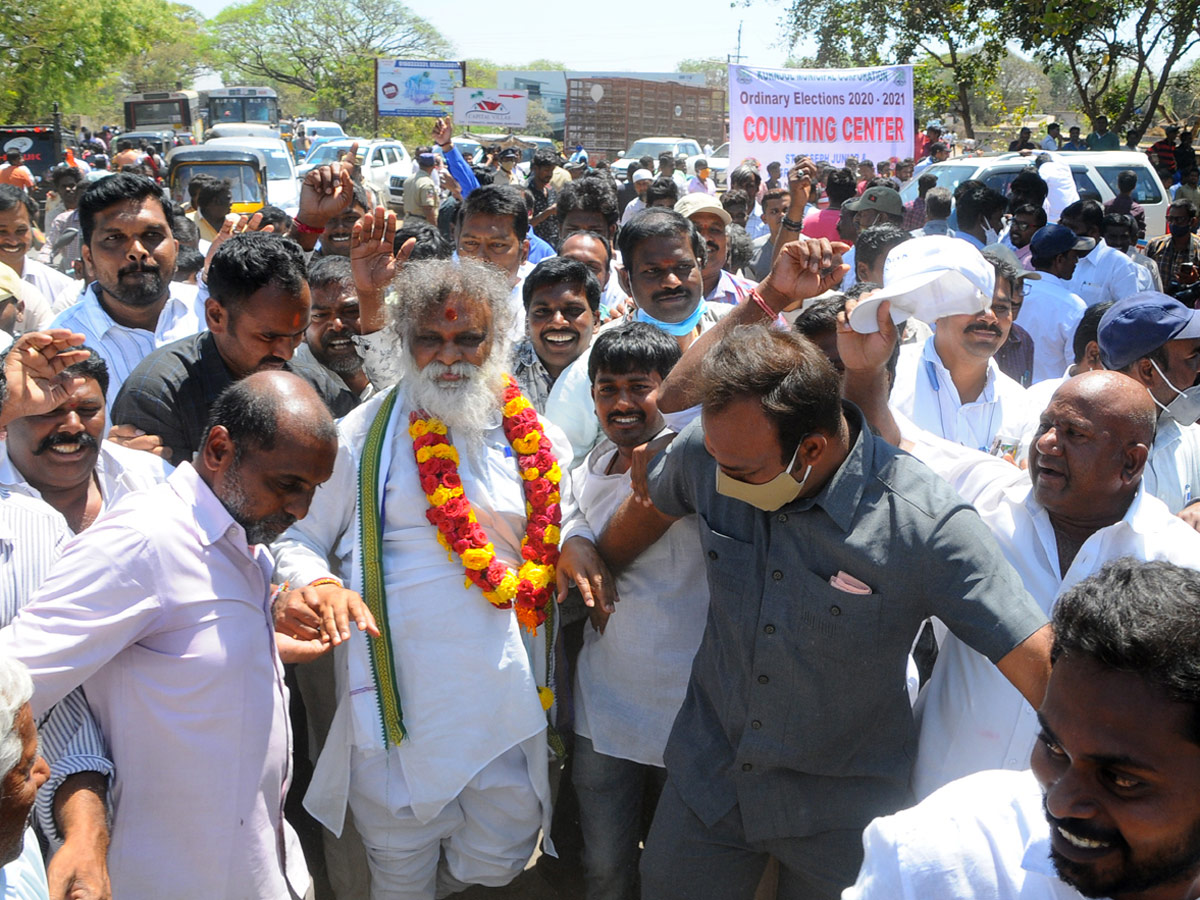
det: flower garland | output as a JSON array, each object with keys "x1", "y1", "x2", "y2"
[{"x1": 409, "y1": 375, "x2": 562, "y2": 637}]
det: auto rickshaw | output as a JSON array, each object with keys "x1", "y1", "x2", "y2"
[{"x1": 165, "y1": 146, "x2": 269, "y2": 216}]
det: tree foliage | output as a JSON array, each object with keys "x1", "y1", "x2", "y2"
[
  {"x1": 211, "y1": 0, "x2": 451, "y2": 131},
  {"x1": 782, "y1": 0, "x2": 1005, "y2": 137},
  {"x1": 0, "y1": 0, "x2": 186, "y2": 121},
  {"x1": 1000, "y1": 0, "x2": 1200, "y2": 132}
]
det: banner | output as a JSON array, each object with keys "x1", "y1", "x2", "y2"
[
  {"x1": 453, "y1": 88, "x2": 528, "y2": 130},
  {"x1": 729, "y1": 64, "x2": 914, "y2": 169},
  {"x1": 376, "y1": 59, "x2": 464, "y2": 117}
]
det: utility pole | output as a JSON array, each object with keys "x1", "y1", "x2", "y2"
[{"x1": 727, "y1": 20, "x2": 744, "y2": 66}]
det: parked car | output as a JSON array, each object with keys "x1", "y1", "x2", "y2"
[
  {"x1": 205, "y1": 136, "x2": 300, "y2": 212},
  {"x1": 295, "y1": 138, "x2": 411, "y2": 209},
  {"x1": 899, "y1": 151, "x2": 1169, "y2": 241},
  {"x1": 612, "y1": 137, "x2": 703, "y2": 182}
]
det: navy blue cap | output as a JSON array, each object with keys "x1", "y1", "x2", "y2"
[
  {"x1": 1030, "y1": 224, "x2": 1095, "y2": 260},
  {"x1": 1098, "y1": 291, "x2": 1200, "y2": 369}
]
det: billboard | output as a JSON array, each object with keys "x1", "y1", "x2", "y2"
[
  {"x1": 376, "y1": 59, "x2": 464, "y2": 117},
  {"x1": 453, "y1": 88, "x2": 528, "y2": 130},
  {"x1": 729, "y1": 64, "x2": 914, "y2": 169}
]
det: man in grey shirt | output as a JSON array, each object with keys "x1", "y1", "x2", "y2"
[{"x1": 594, "y1": 239, "x2": 1053, "y2": 900}]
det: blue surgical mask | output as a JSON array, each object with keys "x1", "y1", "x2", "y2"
[{"x1": 634, "y1": 298, "x2": 708, "y2": 337}]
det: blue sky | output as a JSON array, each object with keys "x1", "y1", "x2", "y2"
[{"x1": 187, "y1": 0, "x2": 798, "y2": 75}]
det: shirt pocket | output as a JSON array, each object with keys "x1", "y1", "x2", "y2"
[
  {"x1": 697, "y1": 524, "x2": 758, "y2": 612},
  {"x1": 789, "y1": 565, "x2": 885, "y2": 659}
]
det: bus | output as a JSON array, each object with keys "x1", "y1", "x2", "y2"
[
  {"x1": 206, "y1": 87, "x2": 280, "y2": 129},
  {"x1": 123, "y1": 90, "x2": 202, "y2": 142}
]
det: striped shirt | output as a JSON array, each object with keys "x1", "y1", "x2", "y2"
[
  {"x1": 0, "y1": 492, "x2": 113, "y2": 845},
  {"x1": 49, "y1": 282, "x2": 205, "y2": 405}
]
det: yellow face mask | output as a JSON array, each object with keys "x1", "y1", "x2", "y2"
[{"x1": 714, "y1": 443, "x2": 811, "y2": 512}]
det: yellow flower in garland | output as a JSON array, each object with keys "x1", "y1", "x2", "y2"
[
  {"x1": 461, "y1": 546, "x2": 495, "y2": 570},
  {"x1": 543, "y1": 525, "x2": 560, "y2": 545},
  {"x1": 520, "y1": 561, "x2": 554, "y2": 591},
  {"x1": 538, "y1": 687, "x2": 554, "y2": 711},
  {"x1": 503, "y1": 396, "x2": 532, "y2": 418},
  {"x1": 544, "y1": 463, "x2": 562, "y2": 484},
  {"x1": 416, "y1": 444, "x2": 459, "y2": 464},
  {"x1": 512, "y1": 432, "x2": 542, "y2": 455},
  {"x1": 427, "y1": 485, "x2": 462, "y2": 507},
  {"x1": 408, "y1": 419, "x2": 448, "y2": 439}
]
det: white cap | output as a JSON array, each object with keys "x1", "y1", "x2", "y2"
[
  {"x1": 632, "y1": 168, "x2": 653, "y2": 183},
  {"x1": 848, "y1": 236, "x2": 996, "y2": 334}
]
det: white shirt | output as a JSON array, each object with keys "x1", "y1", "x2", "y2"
[
  {"x1": 507, "y1": 260, "x2": 533, "y2": 345},
  {"x1": 1019, "y1": 272, "x2": 1086, "y2": 383},
  {"x1": 0, "y1": 493, "x2": 112, "y2": 847},
  {"x1": 704, "y1": 269, "x2": 755, "y2": 305},
  {"x1": 49, "y1": 282, "x2": 204, "y2": 405},
  {"x1": 1036, "y1": 155, "x2": 1080, "y2": 221},
  {"x1": 905, "y1": 432, "x2": 1200, "y2": 799},
  {"x1": 20, "y1": 259, "x2": 76, "y2": 314},
  {"x1": 569, "y1": 440, "x2": 708, "y2": 767},
  {"x1": 0, "y1": 828, "x2": 48, "y2": 899},
  {"x1": 0, "y1": 464, "x2": 308, "y2": 900},
  {"x1": 843, "y1": 769, "x2": 1086, "y2": 900},
  {"x1": 1068, "y1": 239, "x2": 1141, "y2": 307},
  {"x1": 891, "y1": 337, "x2": 1032, "y2": 454},
  {"x1": 0, "y1": 440, "x2": 170, "y2": 528},
  {"x1": 1144, "y1": 414, "x2": 1200, "y2": 513},
  {"x1": 620, "y1": 197, "x2": 646, "y2": 226},
  {"x1": 271, "y1": 387, "x2": 566, "y2": 834},
  {"x1": 686, "y1": 175, "x2": 715, "y2": 195},
  {"x1": 1040, "y1": 135, "x2": 1060, "y2": 150}
]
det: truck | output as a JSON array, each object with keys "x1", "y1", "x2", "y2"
[
  {"x1": 563, "y1": 77, "x2": 726, "y2": 167},
  {"x1": 0, "y1": 107, "x2": 74, "y2": 223}
]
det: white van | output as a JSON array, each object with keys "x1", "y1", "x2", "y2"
[{"x1": 900, "y1": 151, "x2": 1169, "y2": 241}]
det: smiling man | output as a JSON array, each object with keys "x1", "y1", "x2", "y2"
[
  {"x1": 512, "y1": 256, "x2": 600, "y2": 412},
  {"x1": 293, "y1": 255, "x2": 371, "y2": 401},
  {"x1": 563, "y1": 322, "x2": 710, "y2": 900},
  {"x1": 844, "y1": 558, "x2": 1200, "y2": 900},
  {"x1": 839, "y1": 303, "x2": 1200, "y2": 799},
  {"x1": 0, "y1": 186, "x2": 72, "y2": 325},
  {"x1": 0, "y1": 348, "x2": 169, "y2": 532},
  {"x1": 111, "y1": 233, "x2": 357, "y2": 464}
]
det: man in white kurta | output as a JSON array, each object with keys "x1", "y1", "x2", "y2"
[
  {"x1": 892, "y1": 373, "x2": 1200, "y2": 799},
  {"x1": 271, "y1": 257, "x2": 576, "y2": 899}
]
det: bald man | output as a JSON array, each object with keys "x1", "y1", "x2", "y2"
[
  {"x1": 0, "y1": 370, "x2": 339, "y2": 900},
  {"x1": 838, "y1": 307, "x2": 1200, "y2": 798}
]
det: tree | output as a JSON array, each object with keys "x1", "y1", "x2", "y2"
[
  {"x1": 782, "y1": 0, "x2": 1005, "y2": 137},
  {"x1": 211, "y1": 0, "x2": 451, "y2": 132},
  {"x1": 1000, "y1": 0, "x2": 1200, "y2": 134},
  {"x1": 678, "y1": 58, "x2": 728, "y2": 92},
  {"x1": 0, "y1": 0, "x2": 185, "y2": 121}
]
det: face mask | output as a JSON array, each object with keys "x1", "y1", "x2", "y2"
[
  {"x1": 715, "y1": 442, "x2": 813, "y2": 512},
  {"x1": 1170, "y1": 222, "x2": 1192, "y2": 238},
  {"x1": 1149, "y1": 359, "x2": 1200, "y2": 426},
  {"x1": 985, "y1": 225, "x2": 1000, "y2": 245},
  {"x1": 634, "y1": 298, "x2": 707, "y2": 337}
]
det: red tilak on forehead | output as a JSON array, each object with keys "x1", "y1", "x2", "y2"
[{"x1": 445, "y1": 307, "x2": 458, "y2": 321}]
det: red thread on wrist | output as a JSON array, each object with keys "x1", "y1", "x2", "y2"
[
  {"x1": 293, "y1": 219, "x2": 325, "y2": 235},
  {"x1": 748, "y1": 288, "x2": 776, "y2": 319}
]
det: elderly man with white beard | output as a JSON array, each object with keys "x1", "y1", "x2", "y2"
[{"x1": 271, "y1": 250, "x2": 611, "y2": 900}]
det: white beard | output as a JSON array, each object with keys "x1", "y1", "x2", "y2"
[{"x1": 398, "y1": 349, "x2": 508, "y2": 455}]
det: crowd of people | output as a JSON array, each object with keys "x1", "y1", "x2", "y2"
[{"x1": 0, "y1": 104, "x2": 1196, "y2": 900}]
